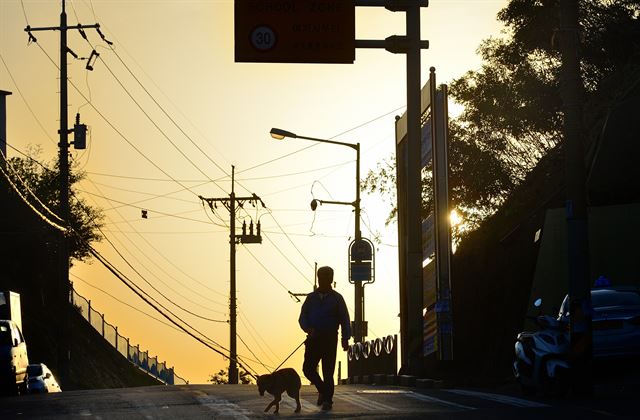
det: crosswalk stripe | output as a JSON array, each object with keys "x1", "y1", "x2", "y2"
[
  {"x1": 279, "y1": 397, "x2": 319, "y2": 413},
  {"x1": 194, "y1": 394, "x2": 251, "y2": 419},
  {"x1": 336, "y1": 393, "x2": 399, "y2": 411},
  {"x1": 444, "y1": 389, "x2": 550, "y2": 408},
  {"x1": 405, "y1": 391, "x2": 476, "y2": 410}
]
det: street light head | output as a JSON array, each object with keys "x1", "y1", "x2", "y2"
[
  {"x1": 270, "y1": 127, "x2": 297, "y2": 140},
  {"x1": 310, "y1": 199, "x2": 318, "y2": 211}
]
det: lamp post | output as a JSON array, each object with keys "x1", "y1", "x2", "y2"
[{"x1": 270, "y1": 128, "x2": 366, "y2": 342}]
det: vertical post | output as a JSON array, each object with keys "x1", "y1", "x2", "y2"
[
  {"x1": 0, "y1": 90, "x2": 11, "y2": 166},
  {"x1": 432, "y1": 80, "x2": 454, "y2": 361},
  {"x1": 559, "y1": 0, "x2": 591, "y2": 394},
  {"x1": 404, "y1": 1, "x2": 424, "y2": 376},
  {"x1": 354, "y1": 143, "x2": 364, "y2": 343},
  {"x1": 229, "y1": 166, "x2": 238, "y2": 384},
  {"x1": 57, "y1": 0, "x2": 71, "y2": 386}
]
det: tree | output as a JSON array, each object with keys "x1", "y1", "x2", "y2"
[
  {"x1": 365, "y1": 0, "x2": 640, "y2": 234},
  {"x1": 1, "y1": 146, "x2": 103, "y2": 264},
  {"x1": 209, "y1": 368, "x2": 254, "y2": 385}
]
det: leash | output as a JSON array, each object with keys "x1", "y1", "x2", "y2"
[{"x1": 272, "y1": 338, "x2": 307, "y2": 373}]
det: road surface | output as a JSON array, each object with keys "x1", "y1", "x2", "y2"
[{"x1": 0, "y1": 383, "x2": 634, "y2": 419}]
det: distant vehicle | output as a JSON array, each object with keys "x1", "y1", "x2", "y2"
[
  {"x1": 558, "y1": 286, "x2": 640, "y2": 359},
  {"x1": 0, "y1": 319, "x2": 29, "y2": 395},
  {"x1": 27, "y1": 363, "x2": 61, "y2": 394}
]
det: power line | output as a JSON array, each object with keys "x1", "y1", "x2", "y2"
[
  {"x1": 0, "y1": 152, "x2": 67, "y2": 232},
  {"x1": 31, "y1": 41, "x2": 208, "y2": 200},
  {"x1": 0, "y1": 52, "x2": 56, "y2": 144},
  {"x1": 86, "y1": 243, "x2": 260, "y2": 379},
  {"x1": 70, "y1": 272, "x2": 183, "y2": 333}
]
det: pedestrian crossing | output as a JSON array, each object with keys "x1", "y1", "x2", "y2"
[{"x1": 192, "y1": 384, "x2": 553, "y2": 417}]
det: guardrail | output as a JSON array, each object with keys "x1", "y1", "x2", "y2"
[
  {"x1": 71, "y1": 288, "x2": 188, "y2": 385},
  {"x1": 347, "y1": 334, "x2": 397, "y2": 380}
]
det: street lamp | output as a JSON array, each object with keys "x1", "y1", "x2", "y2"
[{"x1": 269, "y1": 127, "x2": 366, "y2": 342}]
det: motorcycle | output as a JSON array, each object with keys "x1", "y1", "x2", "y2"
[{"x1": 513, "y1": 298, "x2": 570, "y2": 396}]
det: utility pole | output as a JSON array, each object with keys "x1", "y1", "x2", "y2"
[
  {"x1": 558, "y1": 0, "x2": 592, "y2": 394},
  {"x1": 199, "y1": 166, "x2": 264, "y2": 384},
  {"x1": 24, "y1": 0, "x2": 96, "y2": 385}
]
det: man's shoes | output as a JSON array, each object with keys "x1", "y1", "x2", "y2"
[
  {"x1": 316, "y1": 393, "x2": 324, "y2": 406},
  {"x1": 321, "y1": 401, "x2": 333, "y2": 411}
]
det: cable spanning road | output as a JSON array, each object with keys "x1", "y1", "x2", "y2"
[{"x1": 0, "y1": 384, "x2": 634, "y2": 419}]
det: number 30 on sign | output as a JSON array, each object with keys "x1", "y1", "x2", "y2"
[{"x1": 250, "y1": 26, "x2": 276, "y2": 51}]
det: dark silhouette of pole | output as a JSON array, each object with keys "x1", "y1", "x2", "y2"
[
  {"x1": 58, "y1": 0, "x2": 71, "y2": 385},
  {"x1": 558, "y1": 0, "x2": 592, "y2": 394},
  {"x1": 23, "y1": 0, "x2": 99, "y2": 385},
  {"x1": 199, "y1": 167, "x2": 263, "y2": 384},
  {"x1": 404, "y1": 0, "x2": 424, "y2": 377},
  {"x1": 229, "y1": 167, "x2": 238, "y2": 384},
  {"x1": 353, "y1": 142, "x2": 365, "y2": 342}
]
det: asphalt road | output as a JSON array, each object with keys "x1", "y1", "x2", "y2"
[{"x1": 0, "y1": 383, "x2": 636, "y2": 419}]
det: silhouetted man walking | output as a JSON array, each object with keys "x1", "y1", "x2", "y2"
[{"x1": 299, "y1": 266, "x2": 351, "y2": 411}]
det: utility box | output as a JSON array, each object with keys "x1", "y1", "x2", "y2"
[{"x1": 0, "y1": 291, "x2": 22, "y2": 333}]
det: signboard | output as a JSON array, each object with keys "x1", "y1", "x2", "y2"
[
  {"x1": 421, "y1": 214, "x2": 434, "y2": 259},
  {"x1": 234, "y1": 0, "x2": 355, "y2": 63},
  {"x1": 350, "y1": 261, "x2": 372, "y2": 282},
  {"x1": 421, "y1": 119, "x2": 432, "y2": 168},
  {"x1": 350, "y1": 238, "x2": 373, "y2": 261},
  {"x1": 349, "y1": 238, "x2": 375, "y2": 284},
  {"x1": 423, "y1": 259, "x2": 437, "y2": 356}
]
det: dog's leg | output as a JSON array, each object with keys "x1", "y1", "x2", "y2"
[
  {"x1": 287, "y1": 389, "x2": 302, "y2": 413},
  {"x1": 294, "y1": 392, "x2": 301, "y2": 413},
  {"x1": 264, "y1": 399, "x2": 275, "y2": 413},
  {"x1": 273, "y1": 394, "x2": 282, "y2": 414}
]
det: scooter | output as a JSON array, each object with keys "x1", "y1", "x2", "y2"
[{"x1": 513, "y1": 298, "x2": 570, "y2": 396}]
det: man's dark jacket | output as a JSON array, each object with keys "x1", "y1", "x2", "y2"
[{"x1": 298, "y1": 289, "x2": 351, "y2": 340}]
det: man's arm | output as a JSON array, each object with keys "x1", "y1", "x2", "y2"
[
  {"x1": 338, "y1": 294, "x2": 351, "y2": 350},
  {"x1": 298, "y1": 294, "x2": 312, "y2": 333}
]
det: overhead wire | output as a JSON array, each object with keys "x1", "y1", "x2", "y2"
[
  {"x1": 0, "y1": 52, "x2": 56, "y2": 145},
  {"x1": 0, "y1": 152, "x2": 67, "y2": 232},
  {"x1": 31, "y1": 41, "x2": 210, "y2": 200},
  {"x1": 81, "y1": 179, "x2": 229, "y2": 309},
  {"x1": 86, "y1": 243, "x2": 260, "y2": 378},
  {"x1": 70, "y1": 272, "x2": 184, "y2": 333}
]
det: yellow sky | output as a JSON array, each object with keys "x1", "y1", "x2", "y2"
[{"x1": 1, "y1": 0, "x2": 508, "y2": 384}]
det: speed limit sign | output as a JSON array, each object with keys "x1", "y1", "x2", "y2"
[{"x1": 250, "y1": 25, "x2": 276, "y2": 51}]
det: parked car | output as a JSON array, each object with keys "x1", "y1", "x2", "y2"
[
  {"x1": 558, "y1": 286, "x2": 640, "y2": 359},
  {"x1": 0, "y1": 319, "x2": 29, "y2": 395},
  {"x1": 27, "y1": 363, "x2": 61, "y2": 394}
]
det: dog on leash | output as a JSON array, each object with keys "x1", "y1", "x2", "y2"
[{"x1": 257, "y1": 368, "x2": 302, "y2": 414}]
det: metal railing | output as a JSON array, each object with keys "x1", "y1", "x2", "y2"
[{"x1": 71, "y1": 288, "x2": 188, "y2": 385}]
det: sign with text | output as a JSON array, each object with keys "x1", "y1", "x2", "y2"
[{"x1": 234, "y1": 0, "x2": 355, "y2": 63}]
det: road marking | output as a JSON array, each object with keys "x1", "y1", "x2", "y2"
[
  {"x1": 195, "y1": 393, "x2": 252, "y2": 419},
  {"x1": 336, "y1": 393, "x2": 399, "y2": 411},
  {"x1": 404, "y1": 391, "x2": 477, "y2": 410},
  {"x1": 278, "y1": 396, "x2": 319, "y2": 413},
  {"x1": 444, "y1": 389, "x2": 550, "y2": 408},
  {"x1": 78, "y1": 410, "x2": 92, "y2": 416}
]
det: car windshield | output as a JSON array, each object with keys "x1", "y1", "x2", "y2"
[
  {"x1": 0, "y1": 324, "x2": 11, "y2": 346},
  {"x1": 27, "y1": 365, "x2": 43, "y2": 376},
  {"x1": 592, "y1": 289, "x2": 640, "y2": 308}
]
